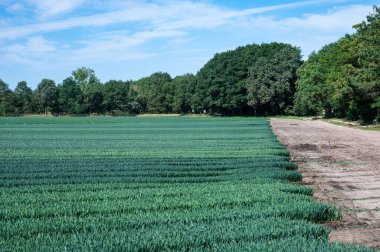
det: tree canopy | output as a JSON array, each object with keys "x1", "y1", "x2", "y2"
[
  {"x1": 195, "y1": 43, "x2": 301, "y2": 115},
  {"x1": 293, "y1": 6, "x2": 380, "y2": 121}
]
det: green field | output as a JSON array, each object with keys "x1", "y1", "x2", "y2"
[{"x1": 0, "y1": 117, "x2": 370, "y2": 251}]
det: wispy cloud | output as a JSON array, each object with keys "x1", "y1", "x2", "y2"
[
  {"x1": 0, "y1": 0, "x2": 377, "y2": 87},
  {"x1": 69, "y1": 29, "x2": 187, "y2": 61},
  {"x1": 2, "y1": 36, "x2": 55, "y2": 54},
  {"x1": 6, "y1": 2, "x2": 25, "y2": 13},
  {"x1": 234, "y1": 4, "x2": 374, "y2": 57},
  {"x1": 238, "y1": 0, "x2": 333, "y2": 15},
  {"x1": 0, "y1": 0, "x2": 328, "y2": 41},
  {"x1": 28, "y1": 0, "x2": 86, "y2": 18},
  {"x1": 280, "y1": 4, "x2": 372, "y2": 31},
  {"x1": 0, "y1": 0, "x2": 334, "y2": 65},
  {"x1": 0, "y1": 5, "x2": 157, "y2": 40},
  {"x1": 0, "y1": 36, "x2": 56, "y2": 67}
]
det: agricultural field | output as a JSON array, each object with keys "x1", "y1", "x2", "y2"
[{"x1": 0, "y1": 117, "x2": 371, "y2": 251}]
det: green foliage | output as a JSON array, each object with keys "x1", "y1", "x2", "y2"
[
  {"x1": 135, "y1": 72, "x2": 173, "y2": 113},
  {"x1": 14, "y1": 81, "x2": 33, "y2": 114},
  {"x1": 293, "y1": 53, "x2": 328, "y2": 116},
  {"x1": 0, "y1": 79, "x2": 16, "y2": 115},
  {"x1": 102, "y1": 80, "x2": 131, "y2": 113},
  {"x1": 350, "y1": 6, "x2": 380, "y2": 121},
  {"x1": 58, "y1": 77, "x2": 83, "y2": 114},
  {"x1": 71, "y1": 68, "x2": 103, "y2": 114},
  {"x1": 246, "y1": 45, "x2": 301, "y2": 115},
  {"x1": 35, "y1": 79, "x2": 59, "y2": 114},
  {"x1": 172, "y1": 74, "x2": 196, "y2": 113},
  {"x1": 196, "y1": 43, "x2": 301, "y2": 115},
  {"x1": 72, "y1": 67, "x2": 100, "y2": 92},
  {"x1": 294, "y1": 6, "x2": 380, "y2": 122}
]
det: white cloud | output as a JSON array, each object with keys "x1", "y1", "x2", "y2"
[
  {"x1": 0, "y1": 0, "x2": 329, "y2": 41},
  {"x1": 28, "y1": 0, "x2": 86, "y2": 18},
  {"x1": 0, "y1": 1, "x2": 376, "y2": 74},
  {"x1": 27, "y1": 36, "x2": 56, "y2": 52},
  {"x1": 0, "y1": 5, "x2": 156, "y2": 40},
  {"x1": 281, "y1": 5, "x2": 372, "y2": 32},
  {"x1": 6, "y1": 2, "x2": 25, "y2": 13},
  {"x1": 68, "y1": 29, "x2": 187, "y2": 61},
  {"x1": 238, "y1": 0, "x2": 331, "y2": 16},
  {"x1": 289, "y1": 5, "x2": 374, "y2": 57},
  {"x1": 3, "y1": 36, "x2": 55, "y2": 54},
  {"x1": 239, "y1": 4, "x2": 374, "y2": 57},
  {"x1": 0, "y1": 36, "x2": 56, "y2": 67},
  {"x1": 1, "y1": 53, "x2": 41, "y2": 67},
  {"x1": 235, "y1": 4, "x2": 373, "y2": 32}
]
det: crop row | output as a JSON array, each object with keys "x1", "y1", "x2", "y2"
[{"x1": 0, "y1": 117, "x2": 370, "y2": 251}]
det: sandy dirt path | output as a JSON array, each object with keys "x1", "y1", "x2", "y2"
[{"x1": 270, "y1": 118, "x2": 380, "y2": 248}]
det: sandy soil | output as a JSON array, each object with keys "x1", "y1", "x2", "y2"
[{"x1": 270, "y1": 118, "x2": 380, "y2": 248}]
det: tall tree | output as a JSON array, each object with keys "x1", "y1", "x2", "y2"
[
  {"x1": 14, "y1": 81, "x2": 33, "y2": 114},
  {"x1": 83, "y1": 83, "x2": 104, "y2": 114},
  {"x1": 58, "y1": 77, "x2": 83, "y2": 114},
  {"x1": 196, "y1": 47, "x2": 248, "y2": 114},
  {"x1": 72, "y1": 67, "x2": 103, "y2": 114},
  {"x1": 351, "y1": 6, "x2": 380, "y2": 121},
  {"x1": 196, "y1": 43, "x2": 301, "y2": 115},
  {"x1": 72, "y1": 67, "x2": 99, "y2": 92},
  {"x1": 127, "y1": 87, "x2": 144, "y2": 114},
  {"x1": 293, "y1": 6, "x2": 380, "y2": 121},
  {"x1": 246, "y1": 45, "x2": 301, "y2": 115},
  {"x1": 135, "y1": 72, "x2": 172, "y2": 113},
  {"x1": 293, "y1": 56, "x2": 329, "y2": 116},
  {"x1": 102, "y1": 80, "x2": 131, "y2": 114},
  {"x1": 0, "y1": 79, "x2": 16, "y2": 115},
  {"x1": 35, "y1": 79, "x2": 59, "y2": 115},
  {"x1": 172, "y1": 74, "x2": 196, "y2": 113}
]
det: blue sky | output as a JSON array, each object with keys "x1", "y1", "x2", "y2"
[{"x1": 0, "y1": 0, "x2": 379, "y2": 89}]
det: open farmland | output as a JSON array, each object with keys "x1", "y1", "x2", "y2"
[{"x1": 0, "y1": 117, "x2": 371, "y2": 251}]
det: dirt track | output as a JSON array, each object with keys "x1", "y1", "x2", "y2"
[{"x1": 270, "y1": 119, "x2": 380, "y2": 248}]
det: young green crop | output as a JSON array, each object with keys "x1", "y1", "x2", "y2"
[{"x1": 0, "y1": 117, "x2": 372, "y2": 251}]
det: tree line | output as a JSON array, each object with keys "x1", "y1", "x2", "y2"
[
  {"x1": 1, "y1": 7, "x2": 378, "y2": 121},
  {"x1": 293, "y1": 6, "x2": 380, "y2": 122},
  {"x1": 0, "y1": 43, "x2": 301, "y2": 117}
]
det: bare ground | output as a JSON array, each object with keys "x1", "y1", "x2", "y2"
[{"x1": 270, "y1": 118, "x2": 380, "y2": 248}]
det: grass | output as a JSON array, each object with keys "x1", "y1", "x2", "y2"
[
  {"x1": 270, "y1": 115, "x2": 312, "y2": 120},
  {"x1": 322, "y1": 118, "x2": 380, "y2": 132},
  {"x1": 335, "y1": 161, "x2": 369, "y2": 166},
  {"x1": 270, "y1": 116, "x2": 380, "y2": 132}
]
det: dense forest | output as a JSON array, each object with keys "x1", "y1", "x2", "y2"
[
  {"x1": 0, "y1": 6, "x2": 379, "y2": 121},
  {"x1": 293, "y1": 6, "x2": 380, "y2": 122}
]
